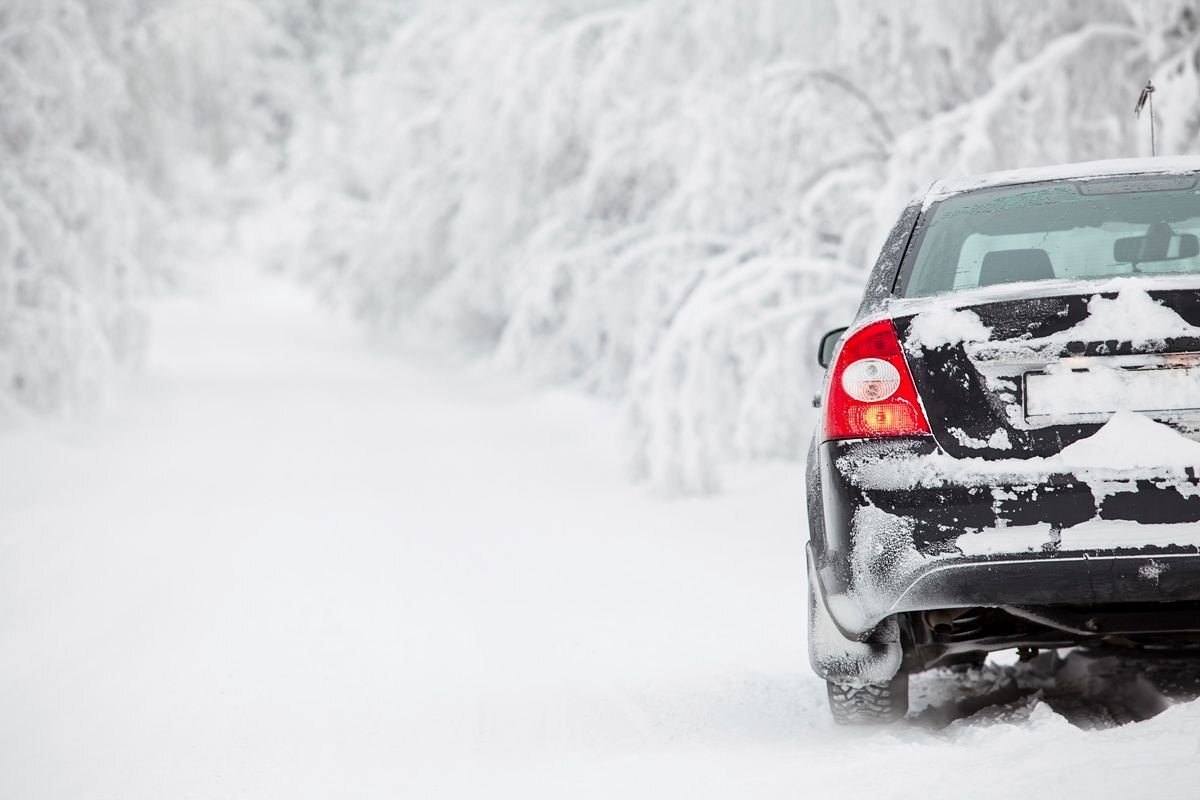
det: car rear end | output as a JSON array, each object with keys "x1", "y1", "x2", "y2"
[{"x1": 808, "y1": 161, "x2": 1200, "y2": 719}]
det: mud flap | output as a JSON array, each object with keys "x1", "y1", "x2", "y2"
[{"x1": 807, "y1": 547, "x2": 903, "y2": 685}]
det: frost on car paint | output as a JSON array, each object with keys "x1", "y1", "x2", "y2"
[
  {"x1": 809, "y1": 575, "x2": 903, "y2": 686},
  {"x1": 950, "y1": 427, "x2": 1012, "y2": 450},
  {"x1": 819, "y1": 411, "x2": 1200, "y2": 634},
  {"x1": 956, "y1": 521, "x2": 1200, "y2": 558},
  {"x1": 1139, "y1": 560, "x2": 1169, "y2": 585},
  {"x1": 846, "y1": 505, "x2": 926, "y2": 624},
  {"x1": 920, "y1": 156, "x2": 1200, "y2": 209},
  {"x1": 896, "y1": 286, "x2": 1200, "y2": 363},
  {"x1": 842, "y1": 412, "x2": 1200, "y2": 492},
  {"x1": 959, "y1": 287, "x2": 1200, "y2": 363}
]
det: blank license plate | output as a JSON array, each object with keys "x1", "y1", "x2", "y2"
[{"x1": 1025, "y1": 366, "x2": 1200, "y2": 417}]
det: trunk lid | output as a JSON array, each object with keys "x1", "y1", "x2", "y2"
[{"x1": 892, "y1": 282, "x2": 1200, "y2": 459}]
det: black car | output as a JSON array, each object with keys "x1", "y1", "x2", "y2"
[{"x1": 806, "y1": 157, "x2": 1200, "y2": 723}]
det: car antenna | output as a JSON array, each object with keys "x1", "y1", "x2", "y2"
[{"x1": 1134, "y1": 79, "x2": 1156, "y2": 156}]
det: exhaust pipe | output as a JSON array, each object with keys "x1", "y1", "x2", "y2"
[{"x1": 924, "y1": 608, "x2": 974, "y2": 635}]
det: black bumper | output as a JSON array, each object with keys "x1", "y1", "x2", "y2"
[{"x1": 810, "y1": 437, "x2": 1200, "y2": 636}]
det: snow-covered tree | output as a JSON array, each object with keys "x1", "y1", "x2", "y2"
[
  {"x1": 0, "y1": 0, "x2": 363, "y2": 416},
  {"x1": 15, "y1": 0, "x2": 1200, "y2": 495},
  {"x1": 0, "y1": 0, "x2": 152, "y2": 415},
  {"x1": 274, "y1": 0, "x2": 1200, "y2": 494}
]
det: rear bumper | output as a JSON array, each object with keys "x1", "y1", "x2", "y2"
[{"x1": 811, "y1": 437, "x2": 1200, "y2": 636}]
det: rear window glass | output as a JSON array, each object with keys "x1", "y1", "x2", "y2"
[{"x1": 897, "y1": 175, "x2": 1200, "y2": 297}]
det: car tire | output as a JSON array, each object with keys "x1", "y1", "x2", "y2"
[{"x1": 826, "y1": 673, "x2": 909, "y2": 725}]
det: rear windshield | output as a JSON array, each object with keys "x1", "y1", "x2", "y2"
[{"x1": 897, "y1": 174, "x2": 1200, "y2": 297}]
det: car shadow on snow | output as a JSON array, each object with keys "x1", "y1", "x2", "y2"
[{"x1": 908, "y1": 649, "x2": 1200, "y2": 731}]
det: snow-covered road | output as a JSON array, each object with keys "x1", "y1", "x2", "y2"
[{"x1": 3, "y1": 272, "x2": 1200, "y2": 798}]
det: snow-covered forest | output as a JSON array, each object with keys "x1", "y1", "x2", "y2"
[
  {"x1": 14, "y1": 4, "x2": 1200, "y2": 796},
  {"x1": 9, "y1": 0, "x2": 1200, "y2": 492},
  {"x1": 0, "y1": 0, "x2": 408, "y2": 415}
]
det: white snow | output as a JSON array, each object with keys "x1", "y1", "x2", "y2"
[
  {"x1": 849, "y1": 411, "x2": 1200, "y2": 491},
  {"x1": 809, "y1": 583, "x2": 902, "y2": 687},
  {"x1": 1140, "y1": 560, "x2": 1169, "y2": 584},
  {"x1": 13, "y1": 5, "x2": 1200, "y2": 792},
  {"x1": 958, "y1": 288, "x2": 1200, "y2": 367},
  {"x1": 926, "y1": 155, "x2": 1200, "y2": 203},
  {"x1": 899, "y1": 289, "x2": 1200, "y2": 399},
  {"x1": 956, "y1": 524, "x2": 1057, "y2": 556},
  {"x1": 1057, "y1": 411, "x2": 1200, "y2": 470},
  {"x1": 1026, "y1": 364, "x2": 1200, "y2": 418},
  {"x1": 906, "y1": 288, "x2": 1200, "y2": 365},
  {"x1": 7, "y1": 269, "x2": 1200, "y2": 797},
  {"x1": 1061, "y1": 520, "x2": 1200, "y2": 551},
  {"x1": 844, "y1": 504, "x2": 929, "y2": 630},
  {"x1": 904, "y1": 306, "x2": 993, "y2": 353},
  {"x1": 956, "y1": 519, "x2": 1200, "y2": 556},
  {"x1": 1063, "y1": 288, "x2": 1200, "y2": 345},
  {"x1": 951, "y1": 427, "x2": 1013, "y2": 450},
  {"x1": 19, "y1": 3, "x2": 1200, "y2": 498},
  {"x1": 890, "y1": 275, "x2": 1200, "y2": 316}
]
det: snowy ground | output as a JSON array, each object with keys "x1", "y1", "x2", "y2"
[{"x1": 4, "y1": 269, "x2": 1200, "y2": 799}]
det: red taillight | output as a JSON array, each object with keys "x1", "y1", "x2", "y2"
[{"x1": 823, "y1": 319, "x2": 931, "y2": 441}]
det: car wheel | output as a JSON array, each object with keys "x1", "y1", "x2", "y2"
[{"x1": 826, "y1": 673, "x2": 909, "y2": 725}]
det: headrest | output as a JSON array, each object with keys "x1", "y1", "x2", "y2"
[{"x1": 978, "y1": 248, "x2": 1054, "y2": 287}]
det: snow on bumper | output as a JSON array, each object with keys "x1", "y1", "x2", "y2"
[{"x1": 812, "y1": 437, "x2": 1200, "y2": 637}]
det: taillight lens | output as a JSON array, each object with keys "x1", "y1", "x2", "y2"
[
  {"x1": 823, "y1": 319, "x2": 931, "y2": 441},
  {"x1": 841, "y1": 358, "x2": 900, "y2": 401}
]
